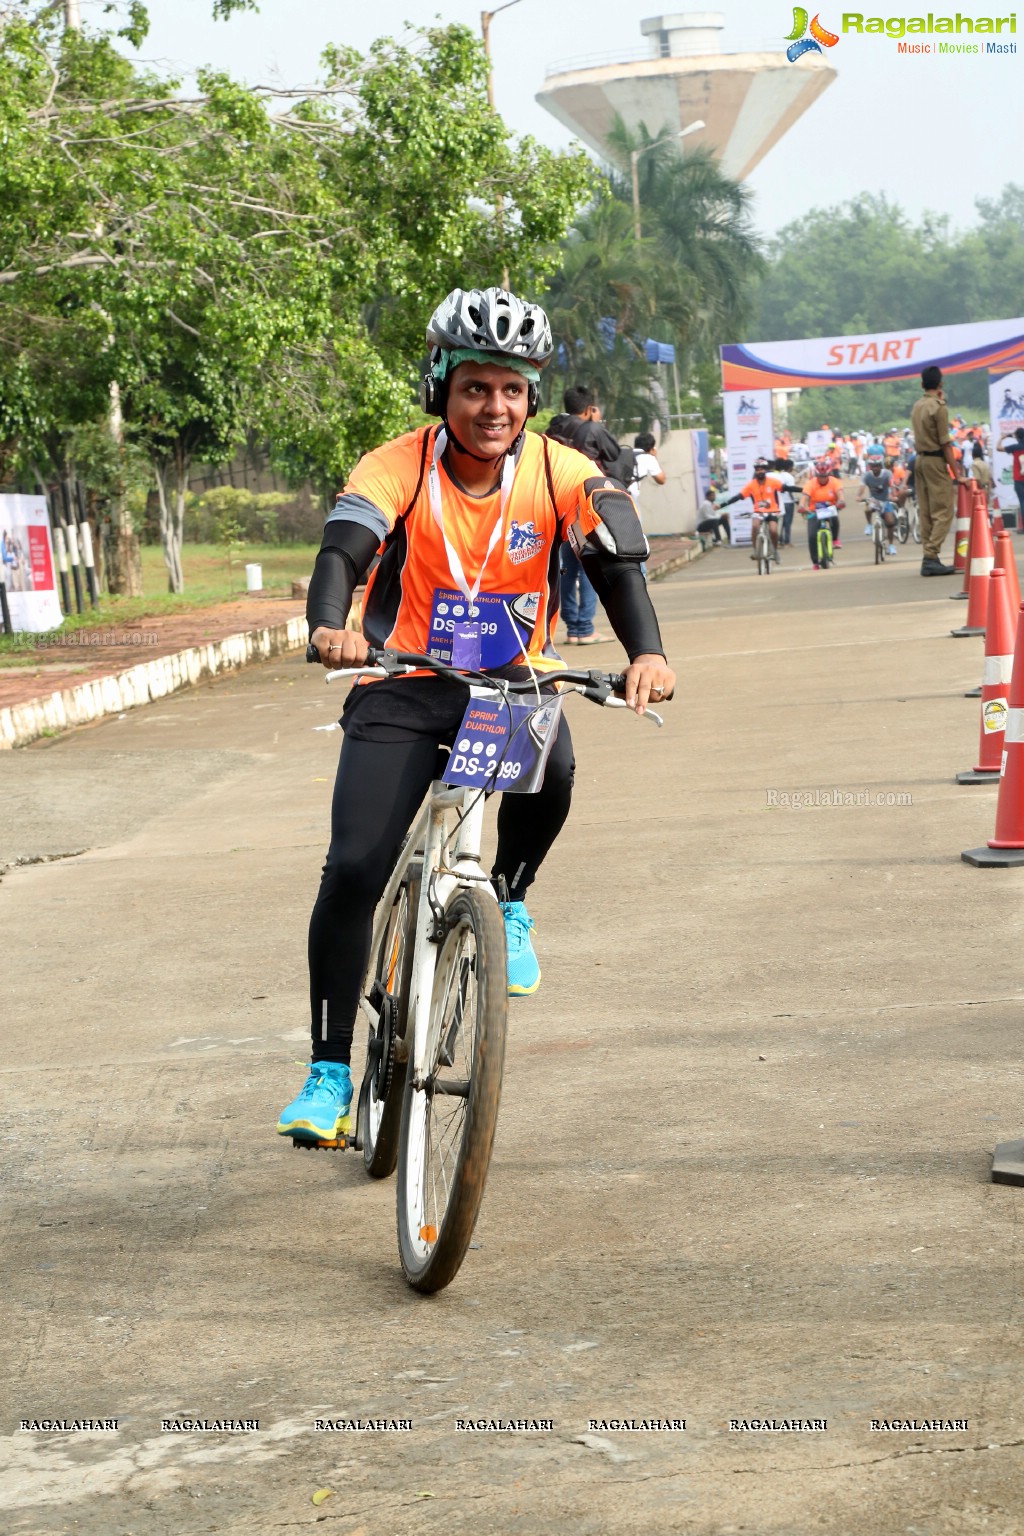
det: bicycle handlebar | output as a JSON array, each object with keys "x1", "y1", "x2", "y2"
[{"x1": 303, "y1": 643, "x2": 674, "y2": 711}]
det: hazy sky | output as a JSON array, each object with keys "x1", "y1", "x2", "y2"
[{"x1": 106, "y1": 0, "x2": 1022, "y2": 240}]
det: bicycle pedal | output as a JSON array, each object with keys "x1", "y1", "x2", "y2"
[{"x1": 291, "y1": 1134, "x2": 351, "y2": 1151}]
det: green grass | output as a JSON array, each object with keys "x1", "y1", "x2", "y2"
[{"x1": 0, "y1": 543, "x2": 318, "y2": 658}]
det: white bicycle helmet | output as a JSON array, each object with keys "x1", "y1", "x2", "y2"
[{"x1": 426, "y1": 287, "x2": 553, "y2": 366}]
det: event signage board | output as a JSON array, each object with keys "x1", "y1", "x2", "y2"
[
  {"x1": 990, "y1": 370, "x2": 1024, "y2": 525},
  {"x1": 721, "y1": 317, "x2": 1024, "y2": 392},
  {"x1": 0, "y1": 495, "x2": 62, "y2": 632},
  {"x1": 723, "y1": 390, "x2": 774, "y2": 546}
]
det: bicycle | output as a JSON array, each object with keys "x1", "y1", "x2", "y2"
[
  {"x1": 903, "y1": 493, "x2": 921, "y2": 545},
  {"x1": 808, "y1": 511, "x2": 835, "y2": 568},
  {"x1": 867, "y1": 498, "x2": 888, "y2": 564},
  {"x1": 299, "y1": 644, "x2": 668, "y2": 1292},
  {"x1": 753, "y1": 513, "x2": 781, "y2": 575}
]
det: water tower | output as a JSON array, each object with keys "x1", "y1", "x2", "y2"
[{"x1": 536, "y1": 11, "x2": 836, "y2": 181}]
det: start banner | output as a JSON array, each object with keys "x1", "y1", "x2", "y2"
[
  {"x1": 0, "y1": 495, "x2": 62, "y2": 632},
  {"x1": 722, "y1": 317, "x2": 1024, "y2": 392}
]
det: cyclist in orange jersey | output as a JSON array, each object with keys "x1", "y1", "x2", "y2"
[
  {"x1": 718, "y1": 457, "x2": 784, "y2": 561},
  {"x1": 276, "y1": 286, "x2": 676, "y2": 1144}
]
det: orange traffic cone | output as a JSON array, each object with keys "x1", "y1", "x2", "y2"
[
  {"x1": 950, "y1": 482, "x2": 975, "y2": 601},
  {"x1": 952, "y1": 479, "x2": 973, "y2": 576},
  {"x1": 957, "y1": 570, "x2": 1015, "y2": 783},
  {"x1": 963, "y1": 600, "x2": 1024, "y2": 865},
  {"x1": 994, "y1": 530, "x2": 1022, "y2": 613},
  {"x1": 951, "y1": 490, "x2": 995, "y2": 637},
  {"x1": 965, "y1": 531, "x2": 1021, "y2": 697}
]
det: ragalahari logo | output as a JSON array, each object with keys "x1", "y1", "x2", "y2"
[{"x1": 785, "y1": 8, "x2": 840, "y2": 60}]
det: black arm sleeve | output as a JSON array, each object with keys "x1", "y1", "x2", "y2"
[
  {"x1": 579, "y1": 548, "x2": 666, "y2": 662},
  {"x1": 306, "y1": 520, "x2": 381, "y2": 633}
]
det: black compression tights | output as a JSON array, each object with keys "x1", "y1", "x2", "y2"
[{"x1": 308, "y1": 720, "x2": 575, "y2": 1065}]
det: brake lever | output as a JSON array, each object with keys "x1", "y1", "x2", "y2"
[
  {"x1": 575, "y1": 684, "x2": 664, "y2": 726},
  {"x1": 324, "y1": 666, "x2": 389, "y2": 683},
  {"x1": 602, "y1": 698, "x2": 664, "y2": 727}
]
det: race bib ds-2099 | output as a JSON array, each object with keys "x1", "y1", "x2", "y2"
[{"x1": 442, "y1": 692, "x2": 564, "y2": 795}]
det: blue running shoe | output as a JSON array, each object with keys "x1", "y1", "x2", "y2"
[
  {"x1": 501, "y1": 901, "x2": 540, "y2": 996},
  {"x1": 277, "y1": 1061, "x2": 352, "y2": 1141}
]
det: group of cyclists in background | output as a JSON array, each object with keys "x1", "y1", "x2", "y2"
[{"x1": 704, "y1": 417, "x2": 999, "y2": 572}]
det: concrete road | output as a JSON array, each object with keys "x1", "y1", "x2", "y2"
[{"x1": 4, "y1": 532, "x2": 1024, "y2": 1534}]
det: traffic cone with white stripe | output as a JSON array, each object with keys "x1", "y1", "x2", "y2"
[
  {"x1": 950, "y1": 482, "x2": 975, "y2": 601},
  {"x1": 994, "y1": 530, "x2": 1022, "y2": 613},
  {"x1": 965, "y1": 531, "x2": 1020, "y2": 697},
  {"x1": 962, "y1": 600, "x2": 1024, "y2": 865},
  {"x1": 957, "y1": 570, "x2": 1015, "y2": 783},
  {"x1": 951, "y1": 490, "x2": 995, "y2": 637},
  {"x1": 950, "y1": 479, "x2": 973, "y2": 590}
]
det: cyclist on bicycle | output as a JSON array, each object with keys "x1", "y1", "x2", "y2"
[
  {"x1": 857, "y1": 445, "x2": 898, "y2": 556},
  {"x1": 719, "y1": 457, "x2": 783, "y2": 560},
  {"x1": 800, "y1": 458, "x2": 846, "y2": 567},
  {"x1": 277, "y1": 286, "x2": 676, "y2": 1144}
]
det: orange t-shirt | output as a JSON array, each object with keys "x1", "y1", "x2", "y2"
[
  {"x1": 343, "y1": 427, "x2": 608, "y2": 671},
  {"x1": 803, "y1": 475, "x2": 843, "y2": 509},
  {"x1": 739, "y1": 474, "x2": 783, "y2": 514}
]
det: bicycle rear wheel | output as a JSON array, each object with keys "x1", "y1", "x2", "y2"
[
  {"x1": 359, "y1": 863, "x2": 420, "y2": 1179},
  {"x1": 396, "y1": 886, "x2": 507, "y2": 1293}
]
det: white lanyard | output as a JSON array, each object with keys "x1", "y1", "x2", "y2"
[{"x1": 428, "y1": 426, "x2": 517, "y2": 605}]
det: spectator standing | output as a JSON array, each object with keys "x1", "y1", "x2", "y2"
[
  {"x1": 629, "y1": 433, "x2": 666, "y2": 497},
  {"x1": 547, "y1": 384, "x2": 629, "y2": 644},
  {"x1": 774, "y1": 458, "x2": 798, "y2": 545},
  {"x1": 971, "y1": 443, "x2": 993, "y2": 510},
  {"x1": 995, "y1": 426, "x2": 1024, "y2": 534}
]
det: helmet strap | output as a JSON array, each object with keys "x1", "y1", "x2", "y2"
[
  {"x1": 442, "y1": 422, "x2": 526, "y2": 466},
  {"x1": 442, "y1": 422, "x2": 495, "y2": 464}
]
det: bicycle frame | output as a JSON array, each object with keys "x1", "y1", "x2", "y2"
[{"x1": 358, "y1": 778, "x2": 491, "y2": 1100}]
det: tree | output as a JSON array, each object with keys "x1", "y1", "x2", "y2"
[
  {"x1": 541, "y1": 121, "x2": 763, "y2": 434},
  {"x1": 0, "y1": 10, "x2": 595, "y2": 590}
]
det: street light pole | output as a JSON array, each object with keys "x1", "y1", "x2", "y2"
[
  {"x1": 630, "y1": 119, "x2": 705, "y2": 241},
  {"x1": 481, "y1": 0, "x2": 524, "y2": 289}
]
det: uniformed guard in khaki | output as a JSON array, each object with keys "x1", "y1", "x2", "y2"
[{"x1": 911, "y1": 391, "x2": 955, "y2": 560}]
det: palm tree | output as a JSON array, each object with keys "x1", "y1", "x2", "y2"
[
  {"x1": 542, "y1": 117, "x2": 763, "y2": 432},
  {"x1": 541, "y1": 196, "x2": 667, "y2": 430}
]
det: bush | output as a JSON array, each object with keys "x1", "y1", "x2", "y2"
[{"x1": 187, "y1": 488, "x2": 322, "y2": 544}]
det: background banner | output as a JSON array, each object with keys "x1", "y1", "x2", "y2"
[
  {"x1": 990, "y1": 370, "x2": 1024, "y2": 527},
  {"x1": 723, "y1": 390, "x2": 774, "y2": 545},
  {"x1": 722, "y1": 316, "x2": 1024, "y2": 392},
  {"x1": 690, "y1": 428, "x2": 711, "y2": 503},
  {"x1": 0, "y1": 495, "x2": 62, "y2": 632}
]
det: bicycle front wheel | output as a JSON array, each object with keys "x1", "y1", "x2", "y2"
[{"x1": 396, "y1": 887, "x2": 508, "y2": 1293}]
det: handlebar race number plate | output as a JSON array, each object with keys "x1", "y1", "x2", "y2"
[{"x1": 442, "y1": 691, "x2": 564, "y2": 795}]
